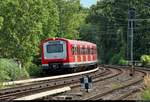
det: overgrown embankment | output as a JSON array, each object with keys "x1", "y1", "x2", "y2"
[{"x1": 0, "y1": 59, "x2": 29, "y2": 82}]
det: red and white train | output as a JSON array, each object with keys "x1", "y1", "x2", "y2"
[{"x1": 41, "y1": 38, "x2": 98, "y2": 73}]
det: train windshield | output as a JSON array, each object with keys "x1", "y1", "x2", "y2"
[{"x1": 47, "y1": 44, "x2": 63, "y2": 53}]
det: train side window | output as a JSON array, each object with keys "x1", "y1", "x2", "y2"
[
  {"x1": 82, "y1": 47, "x2": 84, "y2": 55},
  {"x1": 88, "y1": 48, "x2": 90, "y2": 54},
  {"x1": 85, "y1": 48, "x2": 87, "y2": 55},
  {"x1": 86, "y1": 48, "x2": 88, "y2": 54},
  {"x1": 90, "y1": 48, "x2": 92, "y2": 54},
  {"x1": 76, "y1": 47, "x2": 78, "y2": 55},
  {"x1": 71, "y1": 46, "x2": 74, "y2": 55},
  {"x1": 93, "y1": 48, "x2": 95, "y2": 54},
  {"x1": 93, "y1": 48, "x2": 94, "y2": 54},
  {"x1": 82, "y1": 48, "x2": 84, "y2": 55},
  {"x1": 77, "y1": 47, "x2": 80, "y2": 55},
  {"x1": 79, "y1": 48, "x2": 80, "y2": 55},
  {"x1": 79, "y1": 47, "x2": 80, "y2": 55},
  {"x1": 75, "y1": 46, "x2": 78, "y2": 55},
  {"x1": 95, "y1": 48, "x2": 96, "y2": 54},
  {"x1": 76, "y1": 47, "x2": 79, "y2": 55},
  {"x1": 72, "y1": 46, "x2": 75, "y2": 55},
  {"x1": 80, "y1": 47, "x2": 82, "y2": 55},
  {"x1": 74, "y1": 46, "x2": 76, "y2": 55}
]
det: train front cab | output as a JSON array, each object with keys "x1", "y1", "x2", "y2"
[{"x1": 41, "y1": 38, "x2": 69, "y2": 74}]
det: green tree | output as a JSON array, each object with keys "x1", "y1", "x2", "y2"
[
  {"x1": 53, "y1": 0, "x2": 84, "y2": 39},
  {"x1": 41, "y1": 0, "x2": 59, "y2": 40},
  {"x1": 0, "y1": 0, "x2": 59, "y2": 68},
  {"x1": 80, "y1": 0, "x2": 150, "y2": 64},
  {"x1": 0, "y1": 0, "x2": 86, "y2": 71},
  {"x1": 0, "y1": 16, "x2": 3, "y2": 30}
]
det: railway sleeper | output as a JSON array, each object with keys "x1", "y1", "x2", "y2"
[{"x1": 0, "y1": 67, "x2": 99, "y2": 99}]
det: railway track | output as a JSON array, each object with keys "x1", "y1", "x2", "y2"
[
  {"x1": 84, "y1": 77, "x2": 144, "y2": 100},
  {"x1": 112, "y1": 88, "x2": 141, "y2": 100},
  {"x1": 82, "y1": 65, "x2": 147, "y2": 100},
  {"x1": 0, "y1": 65, "x2": 148, "y2": 100},
  {"x1": 50, "y1": 66, "x2": 125, "y2": 100},
  {"x1": 17, "y1": 66, "x2": 126, "y2": 100},
  {"x1": 0, "y1": 67, "x2": 110, "y2": 100},
  {"x1": 70, "y1": 67, "x2": 123, "y2": 89},
  {"x1": 42, "y1": 66, "x2": 148, "y2": 100}
]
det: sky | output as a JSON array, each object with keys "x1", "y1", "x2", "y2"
[{"x1": 80, "y1": 0, "x2": 98, "y2": 8}]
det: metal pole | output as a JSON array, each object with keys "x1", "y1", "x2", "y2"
[
  {"x1": 128, "y1": 8, "x2": 135, "y2": 76},
  {"x1": 127, "y1": 18, "x2": 129, "y2": 63},
  {"x1": 130, "y1": 19, "x2": 134, "y2": 76}
]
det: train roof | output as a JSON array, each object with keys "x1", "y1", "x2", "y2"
[{"x1": 42, "y1": 38, "x2": 96, "y2": 47}]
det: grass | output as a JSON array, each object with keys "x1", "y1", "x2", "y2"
[
  {"x1": 141, "y1": 74, "x2": 150, "y2": 100},
  {"x1": 111, "y1": 82, "x2": 122, "y2": 89}
]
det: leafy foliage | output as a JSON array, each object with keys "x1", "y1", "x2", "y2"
[
  {"x1": 27, "y1": 64, "x2": 42, "y2": 77},
  {"x1": 0, "y1": 16, "x2": 3, "y2": 30},
  {"x1": 0, "y1": 0, "x2": 149, "y2": 80},
  {"x1": 118, "y1": 58, "x2": 128, "y2": 65},
  {"x1": 53, "y1": 0, "x2": 83, "y2": 39},
  {"x1": 142, "y1": 88, "x2": 150, "y2": 100},
  {"x1": 140, "y1": 55, "x2": 150, "y2": 66},
  {"x1": 80, "y1": 0, "x2": 150, "y2": 64},
  {"x1": 0, "y1": 0, "x2": 84, "y2": 75},
  {"x1": 0, "y1": 58, "x2": 29, "y2": 82}
]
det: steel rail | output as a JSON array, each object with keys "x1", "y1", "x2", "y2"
[
  {"x1": 0, "y1": 67, "x2": 105, "y2": 100},
  {"x1": 84, "y1": 66, "x2": 147, "y2": 100},
  {"x1": 0, "y1": 65, "x2": 128, "y2": 100}
]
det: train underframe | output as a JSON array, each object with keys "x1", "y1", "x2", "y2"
[{"x1": 41, "y1": 62, "x2": 98, "y2": 75}]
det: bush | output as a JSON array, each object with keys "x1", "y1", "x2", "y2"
[
  {"x1": 141, "y1": 88, "x2": 150, "y2": 100},
  {"x1": 118, "y1": 58, "x2": 128, "y2": 65},
  {"x1": 0, "y1": 58, "x2": 29, "y2": 82},
  {"x1": 140, "y1": 55, "x2": 150, "y2": 66},
  {"x1": 109, "y1": 53, "x2": 124, "y2": 65},
  {"x1": 27, "y1": 63, "x2": 42, "y2": 77},
  {"x1": 109, "y1": 54, "x2": 120, "y2": 64}
]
